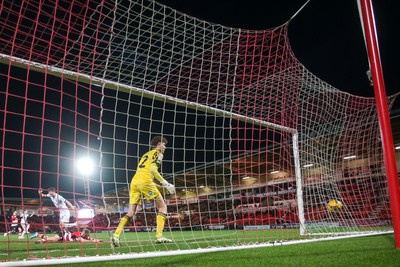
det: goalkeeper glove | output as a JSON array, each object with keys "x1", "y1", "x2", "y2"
[{"x1": 161, "y1": 180, "x2": 175, "y2": 194}]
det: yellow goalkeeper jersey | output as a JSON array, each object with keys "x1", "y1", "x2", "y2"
[{"x1": 132, "y1": 149, "x2": 163, "y2": 185}]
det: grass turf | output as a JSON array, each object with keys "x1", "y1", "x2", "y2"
[{"x1": 1, "y1": 231, "x2": 399, "y2": 266}]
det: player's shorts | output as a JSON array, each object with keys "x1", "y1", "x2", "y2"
[
  {"x1": 129, "y1": 182, "x2": 161, "y2": 205},
  {"x1": 10, "y1": 225, "x2": 19, "y2": 233},
  {"x1": 59, "y1": 210, "x2": 71, "y2": 223}
]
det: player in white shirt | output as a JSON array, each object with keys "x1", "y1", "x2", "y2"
[
  {"x1": 39, "y1": 187, "x2": 75, "y2": 234},
  {"x1": 19, "y1": 210, "x2": 34, "y2": 239}
]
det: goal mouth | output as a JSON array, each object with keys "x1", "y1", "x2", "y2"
[{"x1": 0, "y1": 0, "x2": 397, "y2": 265}]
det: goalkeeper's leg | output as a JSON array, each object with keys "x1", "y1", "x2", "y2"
[
  {"x1": 155, "y1": 198, "x2": 172, "y2": 243},
  {"x1": 112, "y1": 204, "x2": 137, "y2": 247},
  {"x1": 111, "y1": 215, "x2": 131, "y2": 247},
  {"x1": 156, "y1": 212, "x2": 166, "y2": 239},
  {"x1": 111, "y1": 184, "x2": 141, "y2": 248},
  {"x1": 114, "y1": 215, "x2": 131, "y2": 238},
  {"x1": 111, "y1": 204, "x2": 137, "y2": 247}
]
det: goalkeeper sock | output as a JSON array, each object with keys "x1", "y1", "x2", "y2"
[
  {"x1": 156, "y1": 212, "x2": 166, "y2": 239},
  {"x1": 114, "y1": 215, "x2": 131, "y2": 238}
]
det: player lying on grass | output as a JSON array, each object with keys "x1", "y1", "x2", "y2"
[{"x1": 30, "y1": 229, "x2": 102, "y2": 243}]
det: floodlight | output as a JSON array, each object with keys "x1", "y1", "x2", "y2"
[{"x1": 76, "y1": 157, "x2": 95, "y2": 176}]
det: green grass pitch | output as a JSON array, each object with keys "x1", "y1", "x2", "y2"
[{"x1": 1, "y1": 231, "x2": 399, "y2": 266}]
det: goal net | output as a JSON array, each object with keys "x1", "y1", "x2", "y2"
[{"x1": 0, "y1": 0, "x2": 398, "y2": 265}]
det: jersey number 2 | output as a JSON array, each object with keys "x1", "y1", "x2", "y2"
[{"x1": 138, "y1": 155, "x2": 148, "y2": 168}]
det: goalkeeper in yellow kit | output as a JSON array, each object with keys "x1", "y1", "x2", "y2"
[{"x1": 111, "y1": 136, "x2": 175, "y2": 247}]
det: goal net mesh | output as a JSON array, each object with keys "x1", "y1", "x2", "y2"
[{"x1": 0, "y1": 0, "x2": 398, "y2": 263}]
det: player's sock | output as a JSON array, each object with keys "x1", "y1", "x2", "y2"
[
  {"x1": 113, "y1": 215, "x2": 131, "y2": 238},
  {"x1": 111, "y1": 215, "x2": 131, "y2": 248},
  {"x1": 29, "y1": 232, "x2": 38, "y2": 239},
  {"x1": 156, "y1": 212, "x2": 166, "y2": 239}
]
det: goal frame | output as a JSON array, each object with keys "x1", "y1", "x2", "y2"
[{"x1": 357, "y1": 0, "x2": 400, "y2": 248}]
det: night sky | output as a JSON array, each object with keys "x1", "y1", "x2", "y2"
[{"x1": 157, "y1": 0, "x2": 400, "y2": 109}]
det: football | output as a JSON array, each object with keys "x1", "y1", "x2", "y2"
[{"x1": 327, "y1": 199, "x2": 343, "y2": 212}]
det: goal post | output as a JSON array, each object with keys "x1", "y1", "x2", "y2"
[
  {"x1": 357, "y1": 0, "x2": 400, "y2": 248},
  {"x1": 292, "y1": 132, "x2": 306, "y2": 235}
]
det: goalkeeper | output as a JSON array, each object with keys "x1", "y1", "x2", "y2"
[{"x1": 112, "y1": 136, "x2": 175, "y2": 247}]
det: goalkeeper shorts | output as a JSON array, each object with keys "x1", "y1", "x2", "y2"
[{"x1": 129, "y1": 182, "x2": 162, "y2": 205}]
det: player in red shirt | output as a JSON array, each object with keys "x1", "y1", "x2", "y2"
[
  {"x1": 31, "y1": 229, "x2": 102, "y2": 243},
  {"x1": 4, "y1": 211, "x2": 22, "y2": 237}
]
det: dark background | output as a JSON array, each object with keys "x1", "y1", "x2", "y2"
[{"x1": 157, "y1": 0, "x2": 400, "y2": 109}]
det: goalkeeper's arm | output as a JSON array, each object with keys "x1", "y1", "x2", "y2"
[{"x1": 150, "y1": 164, "x2": 175, "y2": 194}]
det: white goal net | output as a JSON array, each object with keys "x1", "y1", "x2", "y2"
[{"x1": 0, "y1": 0, "x2": 398, "y2": 265}]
